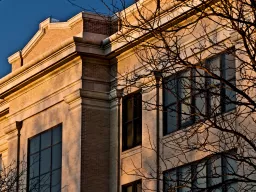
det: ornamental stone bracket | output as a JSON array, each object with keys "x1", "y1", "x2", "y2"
[
  {"x1": 64, "y1": 89, "x2": 111, "y2": 110},
  {"x1": 64, "y1": 89, "x2": 83, "y2": 111}
]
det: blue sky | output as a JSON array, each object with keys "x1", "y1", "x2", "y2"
[{"x1": 0, "y1": 0, "x2": 133, "y2": 78}]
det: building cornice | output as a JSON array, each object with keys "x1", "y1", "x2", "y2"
[
  {"x1": 0, "y1": 42, "x2": 77, "y2": 99},
  {"x1": 102, "y1": 0, "x2": 216, "y2": 56}
]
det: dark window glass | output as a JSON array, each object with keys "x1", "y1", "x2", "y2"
[
  {"x1": 163, "y1": 151, "x2": 237, "y2": 192},
  {"x1": 40, "y1": 173, "x2": 51, "y2": 192},
  {"x1": 29, "y1": 153, "x2": 39, "y2": 178},
  {"x1": 30, "y1": 135, "x2": 40, "y2": 154},
  {"x1": 222, "y1": 53, "x2": 236, "y2": 112},
  {"x1": 51, "y1": 169, "x2": 61, "y2": 192},
  {"x1": 28, "y1": 125, "x2": 62, "y2": 192},
  {"x1": 163, "y1": 51, "x2": 236, "y2": 135},
  {"x1": 122, "y1": 92, "x2": 142, "y2": 151},
  {"x1": 29, "y1": 177, "x2": 39, "y2": 191},
  {"x1": 41, "y1": 130, "x2": 51, "y2": 150},
  {"x1": 208, "y1": 156, "x2": 222, "y2": 187},
  {"x1": 163, "y1": 71, "x2": 193, "y2": 135},
  {"x1": 122, "y1": 180, "x2": 142, "y2": 192},
  {"x1": 193, "y1": 161, "x2": 207, "y2": 190},
  {"x1": 52, "y1": 144, "x2": 62, "y2": 170},
  {"x1": 40, "y1": 148, "x2": 51, "y2": 174},
  {"x1": 53, "y1": 127, "x2": 62, "y2": 145},
  {"x1": 164, "y1": 169, "x2": 177, "y2": 192}
]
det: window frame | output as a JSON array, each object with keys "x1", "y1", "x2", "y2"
[
  {"x1": 163, "y1": 69, "x2": 196, "y2": 135},
  {"x1": 122, "y1": 90, "x2": 142, "y2": 151},
  {"x1": 163, "y1": 51, "x2": 236, "y2": 136},
  {"x1": 163, "y1": 150, "x2": 237, "y2": 192},
  {"x1": 122, "y1": 179, "x2": 142, "y2": 192},
  {"x1": 27, "y1": 124, "x2": 62, "y2": 192}
]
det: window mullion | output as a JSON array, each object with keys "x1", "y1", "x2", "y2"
[
  {"x1": 206, "y1": 159, "x2": 210, "y2": 189},
  {"x1": 205, "y1": 67, "x2": 211, "y2": 118},
  {"x1": 50, "y1": 129, "x2": 53, "y2": 192},
  {"x1": 177, "y1": 168, "x2": 180, "y2": 192},
  {"x1": 177, "y1": 78, "x2": 181, "y2": 130},
  {"x1": 191, "y1": 69, "x2": 195, "y2": 124},
  {"x1": 39, "y1": 135, "x2": 41, "y2": 191},
  {"x1": 132, "y1": 96, "x2": 135, "y2": 147},
  {"x1": 220, "y1": 54, "x2": 225, "y2": 113},
  {"x1": 221, "y1": 155, "x2": 226, "y2": 192}
]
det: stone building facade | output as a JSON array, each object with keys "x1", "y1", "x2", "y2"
[{"x1": 0, "y1": 0, "x2": 251, "y2": 192}]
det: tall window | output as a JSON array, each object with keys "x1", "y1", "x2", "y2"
[
  {"x1": 163, "y1": 52, "x2": 236, "y2": 135},
  {"x1": 0, "y1": 154, "x2": 2, "y2": 171},
  {"x1": 122, "y1": 91, "x2": 142, "y2": 151},
  {"x1": 122, "y1": 180, "x2": 142, "y2": 192},
  {"x1": 163, "y1": 151, "x2": 237, "y2": 192},
  {"x1": 28, "y1": 125, "x2": 62, "y2": 192},
  {"x1": 163, "y1": 70, "x2": 193, "y2": 134}
]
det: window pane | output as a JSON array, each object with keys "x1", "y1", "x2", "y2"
[
  {"x1": 224, "y1": 53, "x2": 235, "y2": 80},
  {"x1": 166, "y1": 105, "x2": 177, "y2": 134},
  {"x1": 224, "y1": 79, "x2": 236, "y2": 112},
  {"x1": 194, "y1": 69, "x2": 205, "y2": 94},
  {"x1": 212, "y1": 187, "x2": 222, "y2": 192},
  {"x1": 194, "y1": 162, "x2": 207, "y2": 190},
  {"x1": 226, "y1": 183, "x2": 237, "y2": 192},
  {"x1": 124, "y1": 185, "x2": 133, "y2": 192},
  {"x1": 41, "y1": 130, "x2": 51, "y2": 150},
  {"x1": 178, "y1": 166, "x2": 191, "y2": 192},
  {"x1": 208, "y1": 56, "x2": 221, "y2": 86},
  {"x1": 52, "y1": 143, "x2": 62, "y2": 170},
  {"x1": 134, "y1": 93, "x2": 142, "y2": 118},
  {"x1": 29, "y1": 153, "x2": 39, "y2": 178},
  {"x1": 30, "y1": 135, "x2": 40, "y2": 154},
  {"x1": 164, "y1": 78, "x2": 177, "y2": 106},
  {"x1": 134, "y1": 119, "x2": 142, "y2": 146},
  {"x1": 125, "y1": 98, "x2": 133, "y2": 122},
  {"x1": 181, "y1": 98, "x2": 192, "y2": 127},
  {"x1": 224, "y1": 155, "x2": 237, "y2": 181},
  {"x1": 209, "y1": 156, "x2": 222, "y2": 186},
  {"x1": 40, "y1": 148, "x2": 51, "y2": 174},
  {"x1": 40, "y1": 173, "x2": 51, "y2": 192},
  {"x1": 180, "y1": 71, "x2": 191, "y2": 99},
  {"x1": 29, "y1": 177, "x2": 39, "y2": 191},
  {"x1": 195, "y1": 93, "x2": 206, "y2": 120},
  {"x1": 124, "y1": 122, "x2": 133, "y2": 149},
  {"x1": 51, "y1": 169, "x2": 61, "y2": 192},
  {"x1": 53, "y1": 126, "x2": 62, "y2": 145},
  {"x1": 164, "y1": 170, "x2": 177, "y2": 192},
  {"x1": 136, "y1": 182, "x2": 142, "y2": 192},
  {"x1": 210, "y1": 88, "x2": 221, "y2": 115}
]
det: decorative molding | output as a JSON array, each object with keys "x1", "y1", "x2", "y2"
[
  {"x1": 0, "y1": 108, "x2": 9, "y2": 119},
  {"x1": 3, "y1": 123, "x2": 18, "y2": 139},
  {"x1": 7, "y1": 52, "x2": 21, "y2": 64},
  {"x1": 0, "y1": 143, "x2": 8, "y2": 155},
  {"x1": 48, "y1": 13, "x2": 83, "y2": 30},
  {"x1": 8, "y1": 12, "x2": 83, "y2": 65},
  {"x1": 64, "y1": 89, "x2": 110, "y2": 110},
  {"x1": 64, "y1": 89, "x2": 110, "y2": 104},
  {"x1": 0, "y1": 42, "x2": 77, "y2": 99},
  {"x1": 4, "y1": 80, "x2": 81, "y2": 122},
  {"x1": 64, "y1": 89, "x2": 82, "y2": 105}
]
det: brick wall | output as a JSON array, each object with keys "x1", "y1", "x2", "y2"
[
  {"x1": 81, "y1": 57, "x2": 112, "y2": 191},
  {"x1": 83, "y1": 18, "x2": 118, "y2": 36},
  {"x1": 81, "y1": 107, "x2": 110, "y2": 192}
]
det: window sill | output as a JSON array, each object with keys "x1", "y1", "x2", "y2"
[
  {"x1": 121, "y1": 145, "x2": 142, "y2": 158},
  {"x1": 162, "y1": 109, "x2": 237, "y2": 144}
]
